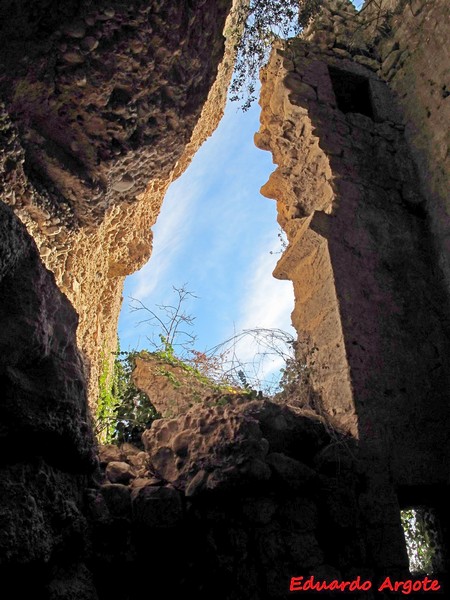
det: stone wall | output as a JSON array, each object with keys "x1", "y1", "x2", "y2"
[
  {"x1": 1, "y1": 0, "x2": 450, "y2": 594},
  {"x1": 0, "y1": 202, "x2": 98, "y2": 597},
  {"x1": 256, "y1": 0, "x2": 450, "y2": 488},
  {"x1": 91, "y1": 399, "x2": 409, "y2": 599},
  {"x1": 0, "y1": 0, "x2": 240, "y2": 407}
]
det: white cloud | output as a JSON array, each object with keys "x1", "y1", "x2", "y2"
[
  {"x1": 227, "y1": 237, "x2": 296, "y2": 387},
  {"x1": 129, "y1": 179, "x2": 200, "y2": 302},
  {"x1": 126, "y1": 99, "x2": 255, "y2": 304}
]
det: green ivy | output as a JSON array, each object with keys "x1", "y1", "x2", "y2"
[
  {"x1": 95, "y1": 342, "x2": 159, "y2": 446},
  {"x1": 96, "y1": 350, "x2": 121, "y2": 443},
  {"x1": 401, "y1": 508, "x2": 437, "y2": 575}
]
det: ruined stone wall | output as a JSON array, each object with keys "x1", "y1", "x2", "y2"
[
  {"x1": 256, "y1": 0, "x2": 450, "y2": 487},
  {"x1": 0, "y1": 0, "x2": 240, "y2": 407},
  {"x1": 2, "y1": 1, "x2": 449, "y2": 594}
]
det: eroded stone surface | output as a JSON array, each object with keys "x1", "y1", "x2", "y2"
[
  {"x1": 105, "y1": 461, "x2": 136, "y2": 484},
  {"x1": 0, "y1": 2, "x2": 246, "y2": 595},
  {"x1": 381, "y1": 1, "x2": 450, "y2": 296},
  {"x1": 0, "y1": 202, "x2": 95, "y2": 464},
  {"x1": 132, "y1": 353, "x2": 244, "y2": 418},
  {"x1": 1, "y1": 1, "x2": 450, "y2": 596},
  {"x1": 257, "y1": 0, "x2": 450, "y2": 486},
  {"x1": 0, "y1": 202, "x2": 97, "y2": 593},
  {"x1": 141, "y1": 399, "x2": 335, "y2": 490}
]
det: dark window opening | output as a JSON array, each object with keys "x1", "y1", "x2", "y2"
[
  {"x1": 401, "y1": 507, "x2": 446, "y2": 575},
  {"x1": 328, "y1": 66, "x2": 374, "y2": 119}
]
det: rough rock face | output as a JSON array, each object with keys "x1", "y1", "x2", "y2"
[
  {"x1": 0, "y1": 202, "x2": 97, "y2": 596},
  {"x1": 0, "y1": 0, "x2": 239, "y2": 406},
  {"x1": 0, "y1": 202, "x2": 94, "y2": 464},
  {"x1": 142, "y1": 398, "x2": 331, "y2": 490},
  {"x1": 2, "y1": 0, "x2": 450, "y2": 594},
  {"x1": 93, "y1": 400, "x2": 409, "y2": 599},
  {"x1": 256, "y1": 0, "x2": 450, "y2": 487},
  {"x1": 0, "y1": 1, "x2": 246, "y2": 594},
  {"x1": 132, "y1": 353, "x2": 243, "y2": 418}
]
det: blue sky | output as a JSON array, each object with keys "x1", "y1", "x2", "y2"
[
  {"x1": 118, "y1": 97, "x2": 295, "y2": 388},
  {"x1": 118, "y1": 1, "x2": 363, "y2": 388}
]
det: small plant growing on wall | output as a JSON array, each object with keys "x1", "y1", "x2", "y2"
[{"x1": 95, "y1": 343, "x2": 159, "y2": 446}]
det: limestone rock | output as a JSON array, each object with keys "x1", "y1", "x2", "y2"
[
  {"x1": 98, "y1": 444, "x2": 124, "y2": 466},
  {"x1": 0, "y1": 202, "x2": 95, "y2": 467},
  {"x1": 142, "y1": 400, "x2": 268, "y2": 488},
  {"x1": 142, "y1": 399, "x2": 333, "y2": 492},
  {"x1": 257, "y1": 12, "x2": 450, "y2": 483},
  {"x1": 120, "y1": 443, "x2": 141, "y2": 457},
  {"x1": 185, "y1": 469, "x2": 208, "y2": 497},
  {"x1": 0, "y1": 0, "x2": 242, "y2": 408},
  {"x1": 63, "y1": 21, "x2": 86, "y2": 38},
  {"x1": 132, "y1": 353, "x2": 244, "y2": 418},
  {"x1": 85, "y1": 488, "x2": 110, "y2": 524},
  {"x1": 132, "y1": 485, "x2": 183, "y2": 528},
  {"x1": 265, "y1": 452, "x2": 318, "y2": 490},
  {"x1": 105, "y1": 461, "x2": 136, "y2": 485},
  {"x1": 127, "y1": 451, "x2": 149, "y2": 474},
  {"x1": 130, "y1": 477, "x2": 163, "y2": 495}
]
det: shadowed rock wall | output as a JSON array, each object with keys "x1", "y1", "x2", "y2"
[
  {"x1": 1, "y1": 0, "x2": 450, "y2": 595},
  {"x1": 0, "y1": 1, "x2": 243, "y2": 595},
  {"x1": 366, "y1": 0, "x2": 450, "y2": 297},
  {"x1": 256, "y1": 0, "x2": 450, "y2": 488},
  {"x1": 0, "y1": 202, "x2": 98, "y2": 597},
  {"x1": 92, "y1": 400, "x2": 409, "y2": 600}
]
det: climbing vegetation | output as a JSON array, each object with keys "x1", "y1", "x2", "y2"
[
  {"x1": 228, "y1": 0, "x2": 323, "y2": 110},
  {"x1": 96, "y1": 350, "x2": 121, "y2": 443},
  {"x1": 95, "y1": 344, "x2": 159, "y2": 445},
  {"x1": 96, "y1": 286, "x2": 320, "y2": 445}
]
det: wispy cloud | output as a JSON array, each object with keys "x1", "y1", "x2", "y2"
[
  {"x1": 125, "y1": 99, "x2": 256, "y2": 304},
  {"x1": 237, "y1": 245, "x2": 295, "y2": 333},
  {"x1": 128, "y1": 180, "x2": 199, "y2": 302},
  {"x1": 226, "y1": 237, "x2": 296, "y2": 387}
]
